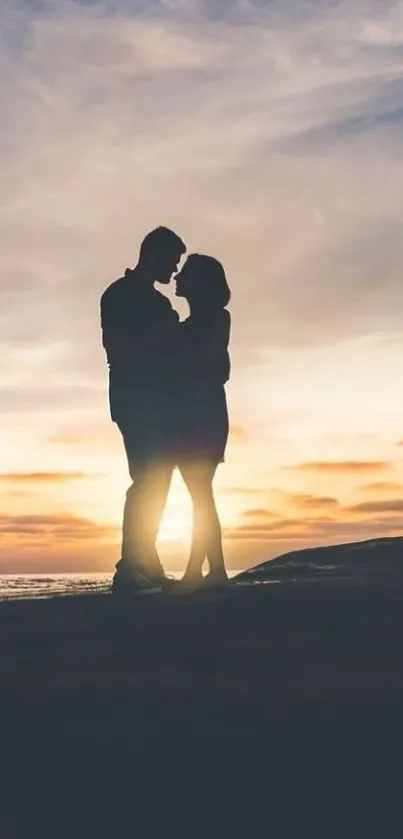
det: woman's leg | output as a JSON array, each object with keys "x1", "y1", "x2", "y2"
[
  {"x1": 179, "y1": 462, "x2": 209, "y2": 582},
  {"x1": 180, "y1": 460, "x2": 228, "y2": 583}
]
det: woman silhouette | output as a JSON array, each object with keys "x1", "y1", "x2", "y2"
[{"x1": 174, "y1": 254, "x2": 231, "y2": 590}]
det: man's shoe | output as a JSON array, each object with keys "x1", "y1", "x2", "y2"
[
  {"x1": 111, "y1": 569, "x2": 162, "y2": 596},
  {"x1": 160, "y1": 575, "x2": 180, "y2": 590}
]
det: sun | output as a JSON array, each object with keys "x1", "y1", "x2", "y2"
[
  {"x1": 158, "y1": 509, "x2": 192, "y2": 542},
  {"x1": 158, "y1": 473, "x2": 192, "y2": 543}
]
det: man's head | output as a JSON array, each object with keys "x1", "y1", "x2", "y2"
[{"x1": 138, "y1": 227, "x2": 186, "y2": 285}]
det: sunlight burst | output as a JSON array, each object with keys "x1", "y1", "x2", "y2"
[{"x1": 158, "y1": 473, "x2": 192, "y2": 543}]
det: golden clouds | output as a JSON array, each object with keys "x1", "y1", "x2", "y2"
[
  {"x1": 0, "y1": 513, "x2": 117, "y2": 542},
  {"x1": 0, "y1": 472, "x2": 87, "y2": 484},
  {"x1": 221, "y1": 486, "x2": 265, "y2": 495},
  {"x1": 349, "y1": 500, "x2": 403, "y2": 514},
  {"x1": 283, "y1": 493, "x2": 339, "y2": 508},
  {"x1": 286, "y1": 461, "x2": 391, "y2": 473},
  {"x1": 225, "y1": 515, "x2": 403, "y2": 544},
  {"x1": 228, "y1": 426, "x2": 249, "y2": 445},
  {"x1": 360, "y1": 482, "x2": 403, "y2": 493},
  {"x1": 241, "y1": 508, "x2": 277, "y2": 519}
]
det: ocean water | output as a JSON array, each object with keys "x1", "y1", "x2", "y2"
[
  {"x1": 0, "y1": 573, "x2": 113, "y2": 601},
  {"x1": 0, "y1": 570, "x2": 241, "y2": 602}
]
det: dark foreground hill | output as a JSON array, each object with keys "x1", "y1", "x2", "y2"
[
  {"x1": 236, "y1": 535, "x2": 403, "y2": 582},
  {"x1": 1, "y1": 537, "x2": 403, "y2": 836}
]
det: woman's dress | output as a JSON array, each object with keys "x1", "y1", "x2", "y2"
[{"x1": 173, "y1": 309, "x2": 231, "y2": 464}]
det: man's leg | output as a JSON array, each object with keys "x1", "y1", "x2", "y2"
[{"x1": 119, "y1": 457, "x2": 173, "y2": 582}]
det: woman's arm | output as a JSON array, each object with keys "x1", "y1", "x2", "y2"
[
  {"x1": 179, "y1": 310, "x2": 231, "y2": 385},
  {"x1": 202, "y1": 310, "x2": 230, "y2": 368}
]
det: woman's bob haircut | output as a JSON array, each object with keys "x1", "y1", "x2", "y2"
[{"x1": 183, "y1": 254, "x2": 231, "y2": 310}]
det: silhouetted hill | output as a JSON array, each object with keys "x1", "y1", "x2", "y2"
[{"x1": 235, "y1": 536, "x2": 403, "y2": 583}]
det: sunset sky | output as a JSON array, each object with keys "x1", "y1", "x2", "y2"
[{"x1": 2, "y1": 0, "x2": 403, "y2": 573}]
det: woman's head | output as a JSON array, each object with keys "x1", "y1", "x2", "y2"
[{"x1": 175, "y1": 254, "x2": 231, "y2": 311}]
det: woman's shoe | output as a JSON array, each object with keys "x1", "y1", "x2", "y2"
[
  {"x1": 160, "y1": 575, "x2": 180, "y2": 590},
  {"x1": 203, "y1": 571, "x2": 229, "y2": 589},
  {"x1": 170, "y1": 573, "x2": 204, "y2": 595}
]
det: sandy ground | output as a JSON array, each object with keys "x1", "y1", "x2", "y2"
[{"x1": 1, "y1": 577, "x2": 403, "y2": 836}]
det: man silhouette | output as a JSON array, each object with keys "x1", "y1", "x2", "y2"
[{"x1": 101, "y1": 227, "x2": 186, "y2": 592}]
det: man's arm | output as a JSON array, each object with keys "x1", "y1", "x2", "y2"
[{"x1": 101, "y1": 288, "x2": 131, "y2": 365}]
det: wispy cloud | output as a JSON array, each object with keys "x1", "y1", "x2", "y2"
[
  {"x1": 228, "y1": 425, "x2": 249, "y2": 445},
  {"x1": 349, "y1": 499, "x2": 403, "y2": 513},
  {"x1": 284, "y1": 493, "x2": 340, "y2": 508},
  {"x1": 0, "y1": 513, "x2": 117, "y2": 540},
  {"x1": 2, "y1": 0, "x2": 403, "y2": 361},
  {"x1": 221, "y1": 486, "x2": 265, "y2": 495},
  {"x1": 2, "y1": 0, "x2": 403, "y2": 360},
  {"x1": 241, "y1": 508, "x2": 277, "y2": 520},
  {"x1": 0, "y1": 472, "x2": 88, "y2": 484},
  {"x1": 285, "y1": 461, "x2": 391, "y2": 473},
  {"x1": 225, "y1": 512, "x2": 403, "y2": 543},
  {"x1": 360, "y1": 481, "x2": 403, "y2": 492}
]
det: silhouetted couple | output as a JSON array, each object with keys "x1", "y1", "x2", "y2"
[{"x1": 101, "y1": 227, "x2": 231, "y2": 594}]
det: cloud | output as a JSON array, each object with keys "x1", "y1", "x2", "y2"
[
  {"x1": 2, "y1": 0, "x2": 403, "y2": 361},
  {"x1": 230, "y1": 516, "x2": 312, "y2": 536},
  {"x1": 228, "y1": 426, "x2": 249, "y2": 445},
  {"x1": 222, "y1": 486, "x2": 265, "y2": 495},
  {"x1": 44, "y1": 419, "x2": 119, "y2": 451},
  {"x1": 2, "y1": 0, "x2": 403, "y2": 375},
  {"x1": 0, "y1": 513, "x2": 117, "y2": 541},
  {"x1": 285, "y1": 493, "x2": 340, "y2": 508},
  {"x1": 224, "y1": 512, "x2": 403, "y2": 543},
  {"x1": 45, "y1": 434, "x2": 86, "y2": 446},
  {"x1": 360, "y1": 482, "x2": 403, "y2": 492},
  {"x1": 286, "y1": 461, "x2": 391, "y2": 473},
  {"x1": 0, "y1": 472, "x2": 88, "y2": 484},
  {"x1": 348, "y1": 500, "x2": 403, "y2": 514},
  {"x1": 0, "y1": 384, "x2": 104, "y2": 417},
  {"x1": 241, "y1": 508, "x2": 277, "y2": 520}
]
